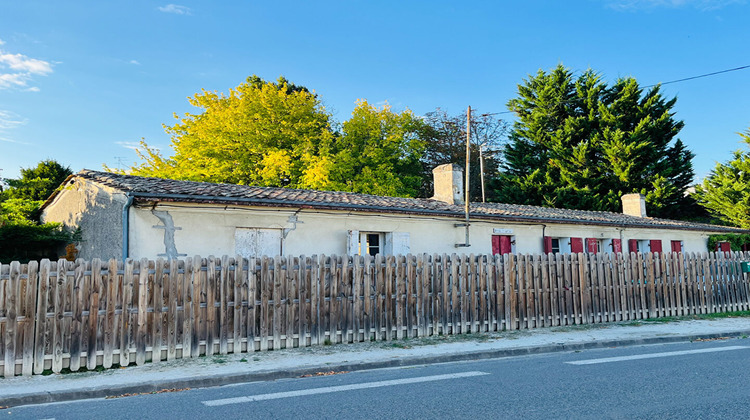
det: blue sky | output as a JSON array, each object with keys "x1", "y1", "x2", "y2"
[{"x1": 1, "y1": 0, "x2": 748, "y2": 182}]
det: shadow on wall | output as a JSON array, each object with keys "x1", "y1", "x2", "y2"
[{"x1": 44, "y1": 182, "x2": 126, "y2": 261}]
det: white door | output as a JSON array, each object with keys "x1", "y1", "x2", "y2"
[{"x1": 235, "y1": 228, "x2": 282, "y2": 257}]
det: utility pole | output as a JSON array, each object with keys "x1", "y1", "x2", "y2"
[
  {"x1": 464, "y1": 106, "x2": 471, "y2": 246},
  {"x1": 479, "y1": 142, "x2": 486, "y2": 203},
  {"x1": 455, "y1": 105, "x2": 473, "y2": 248}
]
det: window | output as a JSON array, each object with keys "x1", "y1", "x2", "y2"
[
  {"x1": 347, "y1": 230, "x2": 410, "y2": 256},
  {"x1": 551, "y1": 238, "x2": 560, "y2": 254},
  {"x1": 585, "y1": 238, "x2": 602, "y2": 254},
  {"x1": 360, "y1": 232, "x2": 383, "y2": 256},
  {"x1": 492, "y1": 235, "x2": 514, "y2": 255},
  {"x1": 628, "y1": 239, "x2": 657, "y2": 253}
]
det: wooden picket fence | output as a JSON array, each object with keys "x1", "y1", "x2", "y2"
[{"x1": 2, "y1": 251, "x2": 750, "y2": 377}]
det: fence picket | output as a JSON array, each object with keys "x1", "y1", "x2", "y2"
[
  {"x1": 3, "y1": 261, "x2": 20, "y2": 377},
  {"x1": 21, "y1": 261, "x2": 38, "y2": 376}
]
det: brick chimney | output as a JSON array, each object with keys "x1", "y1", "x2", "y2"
[
  {"x1": 621, "y1": 193, "x2": 647, "y2": 217},
  {"x1": 432, "y1": 164, "x2": 464, "y2": 205}
]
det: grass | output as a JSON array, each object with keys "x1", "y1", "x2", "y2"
[
  {"x1": 625, "y1": 311, "x2": 750, "y2": 326},
  {"x1": 212, "y1": 356, "x2": 228, "y2": 364}
]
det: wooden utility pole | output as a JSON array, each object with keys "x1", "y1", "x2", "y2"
[
  {"x1": 479, "y1": 143, "x2": 486, "y2": 203},
  {"x1": 464, "y1": 106, "x2": 471, "y2": 246}
]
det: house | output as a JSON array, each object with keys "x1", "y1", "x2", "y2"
[{"x1": 40, "y1": 165, "x2": 745, "y2": 260}]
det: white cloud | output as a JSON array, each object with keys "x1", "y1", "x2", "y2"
[
  {"x1": 0, "y1": 110, "x2": 26, "y2": 130},
  {"x1": 115, "y1": 141, "x2": 139, "y2": 150},
  {"x1": 25, "y1": 86, "x2": 40, "y2": 92},
  {"x1": 0, "y1": 72, "x2": 30, "y2": 89},
  {"x1": 0, "y1": 39, "x2": 4, "y2": 46},
  {"x1": 0, "y1": 52, "x2": 53, "y2": 74},
  {"x1": 0, "y1": 110, "x2": 29, "y2": 145},
  {"x1": 129, "y1": 59, "x2": 141, "y2": 65},
  {"x1": 0, "y1": 136, "x2": 31, "y2": 145},
  {"x1": 158, "y1": 4, "x2": 191, "y2": 15},
  {"x1": 0, "y1": 47, "x2": 53, "y2": 90},
  {"x1": 607, "y1": 0, "x2": 745, "y2": 10},
  {"x1": 116, "y1": 141, "x2": 159, "y2": 152}
]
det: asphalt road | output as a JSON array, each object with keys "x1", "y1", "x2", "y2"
[{"x1": 5, "y1": 339, "x2": 750, "y2": 420}]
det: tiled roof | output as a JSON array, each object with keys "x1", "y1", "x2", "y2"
[{"x1": 65, "y1": 169, "x2": 744, "y2": 233}]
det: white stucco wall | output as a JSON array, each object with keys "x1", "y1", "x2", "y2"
[
  {"x1": 126, "y1": 202, "x2": 714, "y2": 259},
  {"x1": 41, "y1": 178, "x2": 127, "y2": 260}
]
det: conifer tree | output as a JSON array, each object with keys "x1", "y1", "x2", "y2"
[
  {"x1": 498, "y1": 64, "x2": 696, "y2": 219},
  {"x1": 693, "y1": 129, "x2": 750, "y2": 228}
]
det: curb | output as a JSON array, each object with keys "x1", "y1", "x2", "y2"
[{"x1": 4, "y1": 329, "x2": 750, "y2": 408}]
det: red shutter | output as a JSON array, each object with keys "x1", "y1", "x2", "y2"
[
  {"x1": 671, "y1": 240, "x2": 682, "y2": 253},
  {"x1": 492, "y1": 235, "x2": 500, "y2": 255},
  {"x1": 612, "y1": 239, "x2": 622, "y2": 254},
  {"x1": 719, "y1": 241, "x2": 731, "y2": 253},
  {"x1": 585, "y1": 238, "x2": 598, "y2": 254},
  {"x1": 649, "y1": 239, "x2": 662, "y2": 254},
  {"x1": 500, "y1": 235, "x2": 512, "y2": 255},
  {"x1": 543, "y1": 236, "x2": 553, "y2": 254},
  {"x1": 570, "y1": 237, "x2": 583, "y2": 253},
  {"x1": 628, "y1": 239, "x2": 639, "y2": 253}
]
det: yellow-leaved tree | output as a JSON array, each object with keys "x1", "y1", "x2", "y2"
[{"x1": 127, "y1": 76, "x2": 335, "y2": 189}]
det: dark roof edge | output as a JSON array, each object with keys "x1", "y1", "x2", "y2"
[
  {"x1": 131, "y1": 192, "x2": 747, "y2": 234},
  {"x1": 39, "y1": 173, "x2": 77, "y2": 212}
]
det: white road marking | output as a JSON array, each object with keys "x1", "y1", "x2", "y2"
[
  {"x1": 566, "y1": 345, "x2": 750, "y2": 365},
  {"x1": 202, "y1": 371, "x2": 490, "y2": 406}
]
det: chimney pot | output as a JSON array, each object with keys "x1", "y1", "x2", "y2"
[{"x1": 432, "y1": 164, "x2": 464, "y2": 205}]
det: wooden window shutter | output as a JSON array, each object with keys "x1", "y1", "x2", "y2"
[
  {"x1": 570, "y1": 237, "x2": 583, "y2": 253},
  {"x1": 628, "y1": 239, "x2": 638, "y2": 253},
  {"x1": 389, "y1": 232, "x2": 410, "y2": 255},
  {"x1": 649, "y1": 239, "x2": 662, "y2": 253},
  {"x1": 585, "y1": 238, "x2": 598, "y2": 254},
  {"x1": 500, "y1": 235, "x2": 513, "y2": 255},
  {"x1": 671, "y1": 240, "x2": 682, "y2": 253},
  {"x1": 346, "y1": 230, "x2": 360, "y2": 255},
  {"x1": 543, "y1": 236, "x2": 553, "y2": 254},
  {"x1": 612, "y1": 238, "x2": 622, "y2": 253},
  {"x1": 492, "y1": 235, "x2": 501, "y2": 255}
]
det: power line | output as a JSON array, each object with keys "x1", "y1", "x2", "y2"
[
  {"x1": 478, "y1": 64, "x2": 750, "y2": 117},
  {"x1": 643, "y1": 64, "x2": 750, "y2": 88}
]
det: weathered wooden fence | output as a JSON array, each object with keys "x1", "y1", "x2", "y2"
[{"x1": 2, "y1": 251, "x2": 750, "y2": 377}]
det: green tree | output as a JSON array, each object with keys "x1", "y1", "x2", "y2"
[
  {"x1": 1, "y1": 159, "x2": 72, "y2": 201},
  {"x1": 693, "y1": 129, "x2": 750, "y2": 228},
  {"x1": 0, "y1": 160, "x2": 77, "y2": 263},
  {"x1": 498, "y1": 64, "x2": 696, "y2": 219},
  {"x1": 127, "y1": 75, "x2": 335, "y2": 189},
  {"x1": 327, "y1": 100, "x2": 426, "y2": 197}
]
